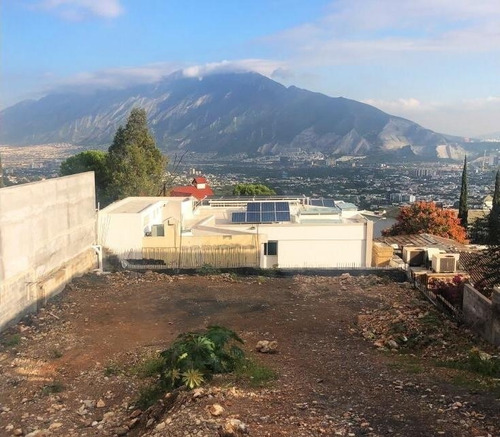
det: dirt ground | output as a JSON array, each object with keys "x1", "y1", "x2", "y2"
[{"x1": 0, "y1": 271, "x2": 499, "y2": 437}]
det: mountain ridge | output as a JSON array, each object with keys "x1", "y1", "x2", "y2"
[{"x1": 0, "y1": 71, "x2": 465, "y2": 159}]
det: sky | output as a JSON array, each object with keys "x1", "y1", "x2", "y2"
[{"x1": 1, "y1": 0, "x2": 500, "y2": 137}]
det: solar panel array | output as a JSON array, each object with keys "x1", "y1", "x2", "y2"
[
  {"x1": 231, "y1": 202, "x2": 291, "y2": 223},
  {"x1": 310, "y1": 198, "x2": 335, "y2": 207}
]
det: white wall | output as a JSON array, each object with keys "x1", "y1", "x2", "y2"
[
  {"x1": 258, "y1": 223, "x2": 369, "y2": 268},
  {"x1": 0, "y1": 173, "x2": 97, "y2": 330}
]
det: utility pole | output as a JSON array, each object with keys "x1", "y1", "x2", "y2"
[{"x1": 0, "y1": 153, "x2": 4, "y2": 188}]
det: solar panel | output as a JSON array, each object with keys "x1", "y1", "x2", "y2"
[
  {"x1": 262, "y1": 202, "x2": 275, "y2": 212},
  {"x1": 247, "y1": 202, "x2": 261, "y2": 212},
  {"x1": 247, "y1": 212, "x2": 260, "y2": 222},
  {"x1": 231, "y1": 212, "x2": 246, "y2": 223},
  {"x1": 276, "y1": 202, "x2": 290, "y2": 212},
  {"x1": 276, "y1": 211, "x2": 291, "y2": 221},
  {"x1": 310, "y1": 199, "x2": 322, "y2": 206},
  {"x1": 323, "y1": 199, "x2": 335, "y2": 207},
  {"x1": 262, "y1": 212, "x2": 276, "y2": 222}
]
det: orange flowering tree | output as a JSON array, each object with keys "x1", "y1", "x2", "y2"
[{"x1": 382, "y1": 201, "x2": 467, "y2": 243}]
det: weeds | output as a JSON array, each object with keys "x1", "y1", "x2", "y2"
[
  {"x1": 132, "y1": 356, "x2": 165, "y2": 379},
  {"x1": 104, "y1": 362, "x2": 121, "y2": 376},
  {"x1": 437, "y1": 349, "x2": 500, "y2": 378},
  {"x1": 2, "y1": 334, "x2": 21, "y2": 347},
  {"x1": 41, "y1": 381, "x2": 64, "y2": 396},
  {"x1": 234, "y1": 358, "x2": 277, "y2": 387},
  {"x1": 49, "y1": 348, "x2": 63, "y2": 359},
  {"x1": 136, "y1": 384, "x2": 165, "y2": 410},
  {"x1": 196, "y1": 264, "x2": 221, "y2": 276}
]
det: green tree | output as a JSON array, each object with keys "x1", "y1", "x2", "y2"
[
  {"x1": 232, "y1": 183, "x2": 276, "y2": 196},
  {"x1": 469, "y1": 215, "x2": 490, "y2": 244},
  {"x1": 106, "y1": 108, "x2": 167, "y2": 201},
  {"x1": 458, "y1": 156, "x2": 468, "y2": 228},
  {"x1": 59, "y1": 150, "x2": 108, "y2": 202},
  {"x1": 488, "y1": 170, "x2": 500, "y2": 245}
]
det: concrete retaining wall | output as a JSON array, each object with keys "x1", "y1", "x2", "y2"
[
  {"x1": 463, "y1": 284, "x2": 500, "y2": 346},
  {"x1": 0, "y1": 173, "x2": 97, "y2": 331}
]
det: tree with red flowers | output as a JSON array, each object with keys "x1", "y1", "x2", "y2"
[{"x1": 382, "y1": 201, "x2": 467, "y2": 243}]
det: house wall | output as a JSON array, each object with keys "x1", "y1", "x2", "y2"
[
  {"x1": 99, "y1": 213, "x2": 142, "y2": 254},
  {"x1": 258, "y1": 222, "x2": 371, "y2": 268},
  {"x1": 0, "y1": 173, "x2": 97, "y2": 331}
]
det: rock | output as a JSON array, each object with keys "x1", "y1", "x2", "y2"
[
  {"x1": 13, "y1": 429, "x2": 23, "y2": 436},
  {"x1": 192, "y1": 388, "x2": 205, "y2": 399},
  {"x1": 255, "y1": 340, "x2": 278, "y2": 353},
  {"x1": 82, "y1": 400, "x2": 96, "y2": 409},
  {"x1": 218, "y1": 418, "x2": 248, "y2": 436},
  {"x1": 49, "y1": 422, "x2": 63, "y2": 430},
  {"x1": 5, "y1": 424, "x2": 14, "y2": 432},
  {"x1": 209, "y1": 404, "x2": 225, "y2": 417},
  {"x1": 387, "y1": 340, "x2": 399, "y2": 349},
  {"x1": 114, "y1": 426, "x2": 129, "y2": 436},
  {"x1": 96, "y1": 399, "x2": 106, "y2": 408},
  {"x1": 129, "y1": 409, "x2": 142, "y2": 419},
  {"x1": 128, "y1": 418, "x2": 140, "y2": 429},
  {"x1": 155, "y1": 422, "x2": 166, "y2": 431}
]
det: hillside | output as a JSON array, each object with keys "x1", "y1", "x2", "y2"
[{"x1": 0, "y1": 71, "x2": 465, "y2": 159}]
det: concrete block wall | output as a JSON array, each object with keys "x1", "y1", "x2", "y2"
[
  {"x1": 0, "y1": 173, "x2": 97, "y2": 331},
  {"x1": 463, "y1": 284, "x2": 500, "y2": 346}
]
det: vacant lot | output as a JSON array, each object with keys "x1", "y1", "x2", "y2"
[{"x1": 0, "y1": 272, "x2": 498, "y2": 437}]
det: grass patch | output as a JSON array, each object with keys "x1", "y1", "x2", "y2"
[
  {"x1": 2, "y1": 334, "x2": 21, "y2": 347},
  {"x1": 130, "y1": 356, "x2": 165, "y2": 379},
  {"x1": 49, "y1": 348, "x2": 63, "y2": 359},
  {"x1": 437, "y1": 350, "x2": 500, "y2": 378},
  {"x1": 41, "y1": 381, "x2": 64, "y2": 396},
  {"x1": 234, "y1": 358, "x2": 277, "y2": 387},
  {"x1": 195, "y1": 264, "x2": 221, "y2": 276},
  {"x1": 388, "y1": 355, "x2": 424, "y2": 374},
  {"x1": 104, "y1": 362, "x2": 121, "y2": 376},
  {"x1": 135, "y1": 384, "x2": 165, "y2": 410}
]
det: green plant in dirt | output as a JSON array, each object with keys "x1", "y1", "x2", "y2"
[
  {"x1": 136, "y1": 384, "x2": 165, "y2": 410},
  {"x1": 49, "y1": 348, "x2": 63, "y2": 359},
  {"x1": 41, "y1": 381, "x2": 64, "y2": 396},
  {"x1": 2, "y1": 334, "x2": 21, "y2": 347},
  {"x1": 234, "y1": 358, "x2": 277, "y2": 387},
  {"x1": 132, "y1": 356, "x2": 166, "y2": 378},
  {"x1": 195, "y1": 264, "x2": 221, "y2": 276},
  {"x1": 104, "y1": 362, "x2": 121, "y2": 376},
  {"x1": 439, "y1": 349, "x2": 500, "y2": 378},
  {"x1": 159, "y1": 325, "x2": 245, "y2": 390}
]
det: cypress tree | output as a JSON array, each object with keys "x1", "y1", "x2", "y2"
[
  {"x1": 458, "y1": 156, "x2": 468, "y2": 228},
  {"x1": 489, "y1": 170, "x2": 500, "y2": 245},
  {"x1": 106, "y1": 108, "x2": 167, "y2": 201}
]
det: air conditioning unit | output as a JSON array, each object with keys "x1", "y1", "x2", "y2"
[
  {"x1": 151, "y1": 224, "x2": 165, "y2": 237},
  {"x1": 432, "y1": 254, "x2": 458, "y2": 273},
  {"x1": 402, "y1": 246, "x2": 426, "y2": 266}
]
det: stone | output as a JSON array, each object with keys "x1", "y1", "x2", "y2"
[
  {"x1": 114, "y1": 426, "x2": 129, "y2": 436},
  {"x1": 218, "y1": 418, "x2": 248, "y2": 436},
  {"x1": 155, "y1": 422, "x2": 166, "y2": 431},
  {"x1": 96, "y1": 399, "x2": 106, "y2": 408},
  {"x1": 209, "y1": 404, "x2": 225, "y2": 417},
  {"x1": 129, "y1": 409, "x2": 142, "y2": 419},
  {"x1": 255, "y1": 340, "x2": 278, "y2": 353},
  {"x1": 49, "y1": 422, "x2": 63, "y2": 430},
  {"x1": 13, "y1": 430, "x2": 23, "y2": 436}
]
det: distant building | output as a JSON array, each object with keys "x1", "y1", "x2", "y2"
[{"x1": 170, "y1": 177, "x2": 214, "y2": 200}]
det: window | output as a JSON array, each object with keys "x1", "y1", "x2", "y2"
[{"x1": 264, "y1": 241, "x2": 278, "y2": 256}]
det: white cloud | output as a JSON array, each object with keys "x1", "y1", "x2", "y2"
[
  {"x1": 265, "y1": 0, "x2": 500, "y2": 65},
  {"x1": 362, "y1": 96, "x2": 500, "y2": 137},
  {"x1": 35, "y1": 0, "x2": 123, "y2": 20},
  {"x1": 182, "y1": 59, "x2": 289, "y2": 79}
]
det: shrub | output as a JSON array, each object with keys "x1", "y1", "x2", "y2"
[
  {"x1": 159, "y1": 325, "x2": 245, "y2": 390},
  {"x1": 429, "y1": 275, "x2": 467, "y2": 309}
]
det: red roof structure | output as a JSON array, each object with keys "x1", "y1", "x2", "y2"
[{"x1": 169, "y1": 176, "x2": 214, "y2": 200}]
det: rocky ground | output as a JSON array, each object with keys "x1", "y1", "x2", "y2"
[{"x1": 0, "y1": 271, "x2": 499, "y2": 437}]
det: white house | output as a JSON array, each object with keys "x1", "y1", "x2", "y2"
[{"x1": 98, "y1": 196, "x2": 373, "y2": 269}]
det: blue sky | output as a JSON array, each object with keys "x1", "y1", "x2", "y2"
[{"x1": 2, "y1": 0, "x2": 500, "y2": 137}]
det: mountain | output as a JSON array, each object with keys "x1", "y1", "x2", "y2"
[{"x1": 0, "y1": 71, "x2": 465, "y2": 159}]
